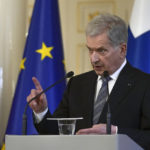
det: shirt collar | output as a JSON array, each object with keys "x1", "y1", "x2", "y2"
[{"x1": 110, "y1": 59, "x2": 127, "y2": 80}]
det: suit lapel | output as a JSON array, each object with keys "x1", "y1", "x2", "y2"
[{"x1": 82, "y1": 71, "x2": 97, "y2": 126}]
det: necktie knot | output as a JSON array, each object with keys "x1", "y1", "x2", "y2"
[{"x1": 101, "y1": 76, "x2": 111, "y2": 84}]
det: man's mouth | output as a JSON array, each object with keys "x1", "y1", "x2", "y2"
[{"x1": 93, "y1": 65, "x2": 103, "y2": 70}]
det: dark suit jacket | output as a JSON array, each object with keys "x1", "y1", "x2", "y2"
[{"x1": 35, "y1": 62, "x2": 150, "y2": 150}]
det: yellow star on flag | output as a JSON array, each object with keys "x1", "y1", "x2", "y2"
[
  {"x1": 20, "y1": 57, "x2": 26, "y2": 71},
  {"x1": 62, "y1": 59, "x2": 66, "y2": 70},
  {"x1": 36, "y1": 42, "x2": 53, "y2": 60},
  {"x1": 62, "y1": 59, "x2": 65, "y2": 65}
]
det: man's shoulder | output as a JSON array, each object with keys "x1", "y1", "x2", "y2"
[
  {"x1": 125, "y1": 62, "x2": 150, "y2": 80},
  {"x1": 72, "y1": 70, "x2": 97, "y2": 80},
  {"x1": 67, "y1": 70, "x2": 97, "y2": 89}
]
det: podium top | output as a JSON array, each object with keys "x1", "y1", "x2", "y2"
[{"x1": 5, "y1": 134, "x2": 143, "y2": 150}]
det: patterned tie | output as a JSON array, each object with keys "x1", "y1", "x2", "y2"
[{"x1": 93, "y1": 76, "x2": 111, "y2": 124}]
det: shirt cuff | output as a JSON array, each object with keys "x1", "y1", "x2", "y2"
[
  {"x1": 33, "y1": 108, "x2": 48, "y2": 123},
  {"x1": 115, "y1": 126, "x2": 118, "y2": 134}
]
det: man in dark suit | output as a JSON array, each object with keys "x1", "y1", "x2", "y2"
[{"x1": 27, "y1": 14, "x2": 150, "y2": 149}]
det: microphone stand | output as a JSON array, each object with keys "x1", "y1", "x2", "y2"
[
  {"x1": 106, "y1": 102, "x2": 111, "y2": 134},
  {"x1": 103, "y1": 71, "x2": 111, "y2": 134}
]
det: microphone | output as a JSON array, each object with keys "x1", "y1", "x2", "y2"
[
  {"x1": 103, "y1": 71, "x2": 111, "y2": 134},
  {"x1": 22, "y1": 71, "x2": 74, "y2": 135},
  {"x1": 103, "y1": 71, "x2": 109, "y2": 78}
]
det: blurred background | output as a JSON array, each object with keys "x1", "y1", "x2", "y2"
[{"x1": 0, "y1": 0, "x2": 134, "y2": 145}]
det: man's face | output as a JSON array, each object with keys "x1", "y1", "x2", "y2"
[{"x1": 86, "y1": 33, "x2": 126, "y2": 75}]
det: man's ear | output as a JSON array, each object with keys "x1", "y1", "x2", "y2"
[{"x1": 120, "y1": 43, "x2": 127, "y2": 58}]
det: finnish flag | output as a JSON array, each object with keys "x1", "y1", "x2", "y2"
[{"x1": 127, "y1": 0, "x2": 150, "y2": 74}]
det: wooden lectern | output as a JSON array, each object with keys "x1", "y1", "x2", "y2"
[{"x1": 5, "y1": 134, "x2": 143, "y2": 150}]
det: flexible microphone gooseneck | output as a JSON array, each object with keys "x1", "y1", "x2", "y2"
[
  {"x1": 103, "y1": 71, "x2": 111, "y2": 134},
  {"x1": 22, "y1": 71, "x2": 74, "y2": 135}
]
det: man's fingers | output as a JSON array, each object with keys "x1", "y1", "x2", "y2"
[
  {"x1": 32, "y1": 77, "x2": 43, "y2": 90},
  {"x1": 76, "y1": 124, "x2": 113, "y2": 135},
  {"x1": 76, "y1": 128, "x2": 92, "y2": 134},
  {"x1": 76, "y1": 128, "x2": 100, "y2": 135},
  {"x1": 27, "y1": 89, "x2": 43, "y2": 103}
]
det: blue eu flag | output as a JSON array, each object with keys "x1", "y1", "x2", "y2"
[{"x1": 6, "y1": 0, "x2": 66, "y2": 135}]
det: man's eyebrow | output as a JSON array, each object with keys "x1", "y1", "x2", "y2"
[{"x1": 86, "y1": 45, "x2": 106, "y2": 50}]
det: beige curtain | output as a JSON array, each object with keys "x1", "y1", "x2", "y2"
[{"x1": 0, "y1": 0, "x2": 27, "y2": 144}]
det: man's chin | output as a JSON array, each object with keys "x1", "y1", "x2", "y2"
[{"x1": 94, "y1": 70, "x2": 104, "y2": 76}]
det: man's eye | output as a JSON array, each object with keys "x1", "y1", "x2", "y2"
[{"x1": 98, "y1": 49, "x2": 106, "y2": 53}]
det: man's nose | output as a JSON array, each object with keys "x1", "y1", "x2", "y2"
[{"x1": 91, "y1": 51, "x2": 99, "y2": 62}]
